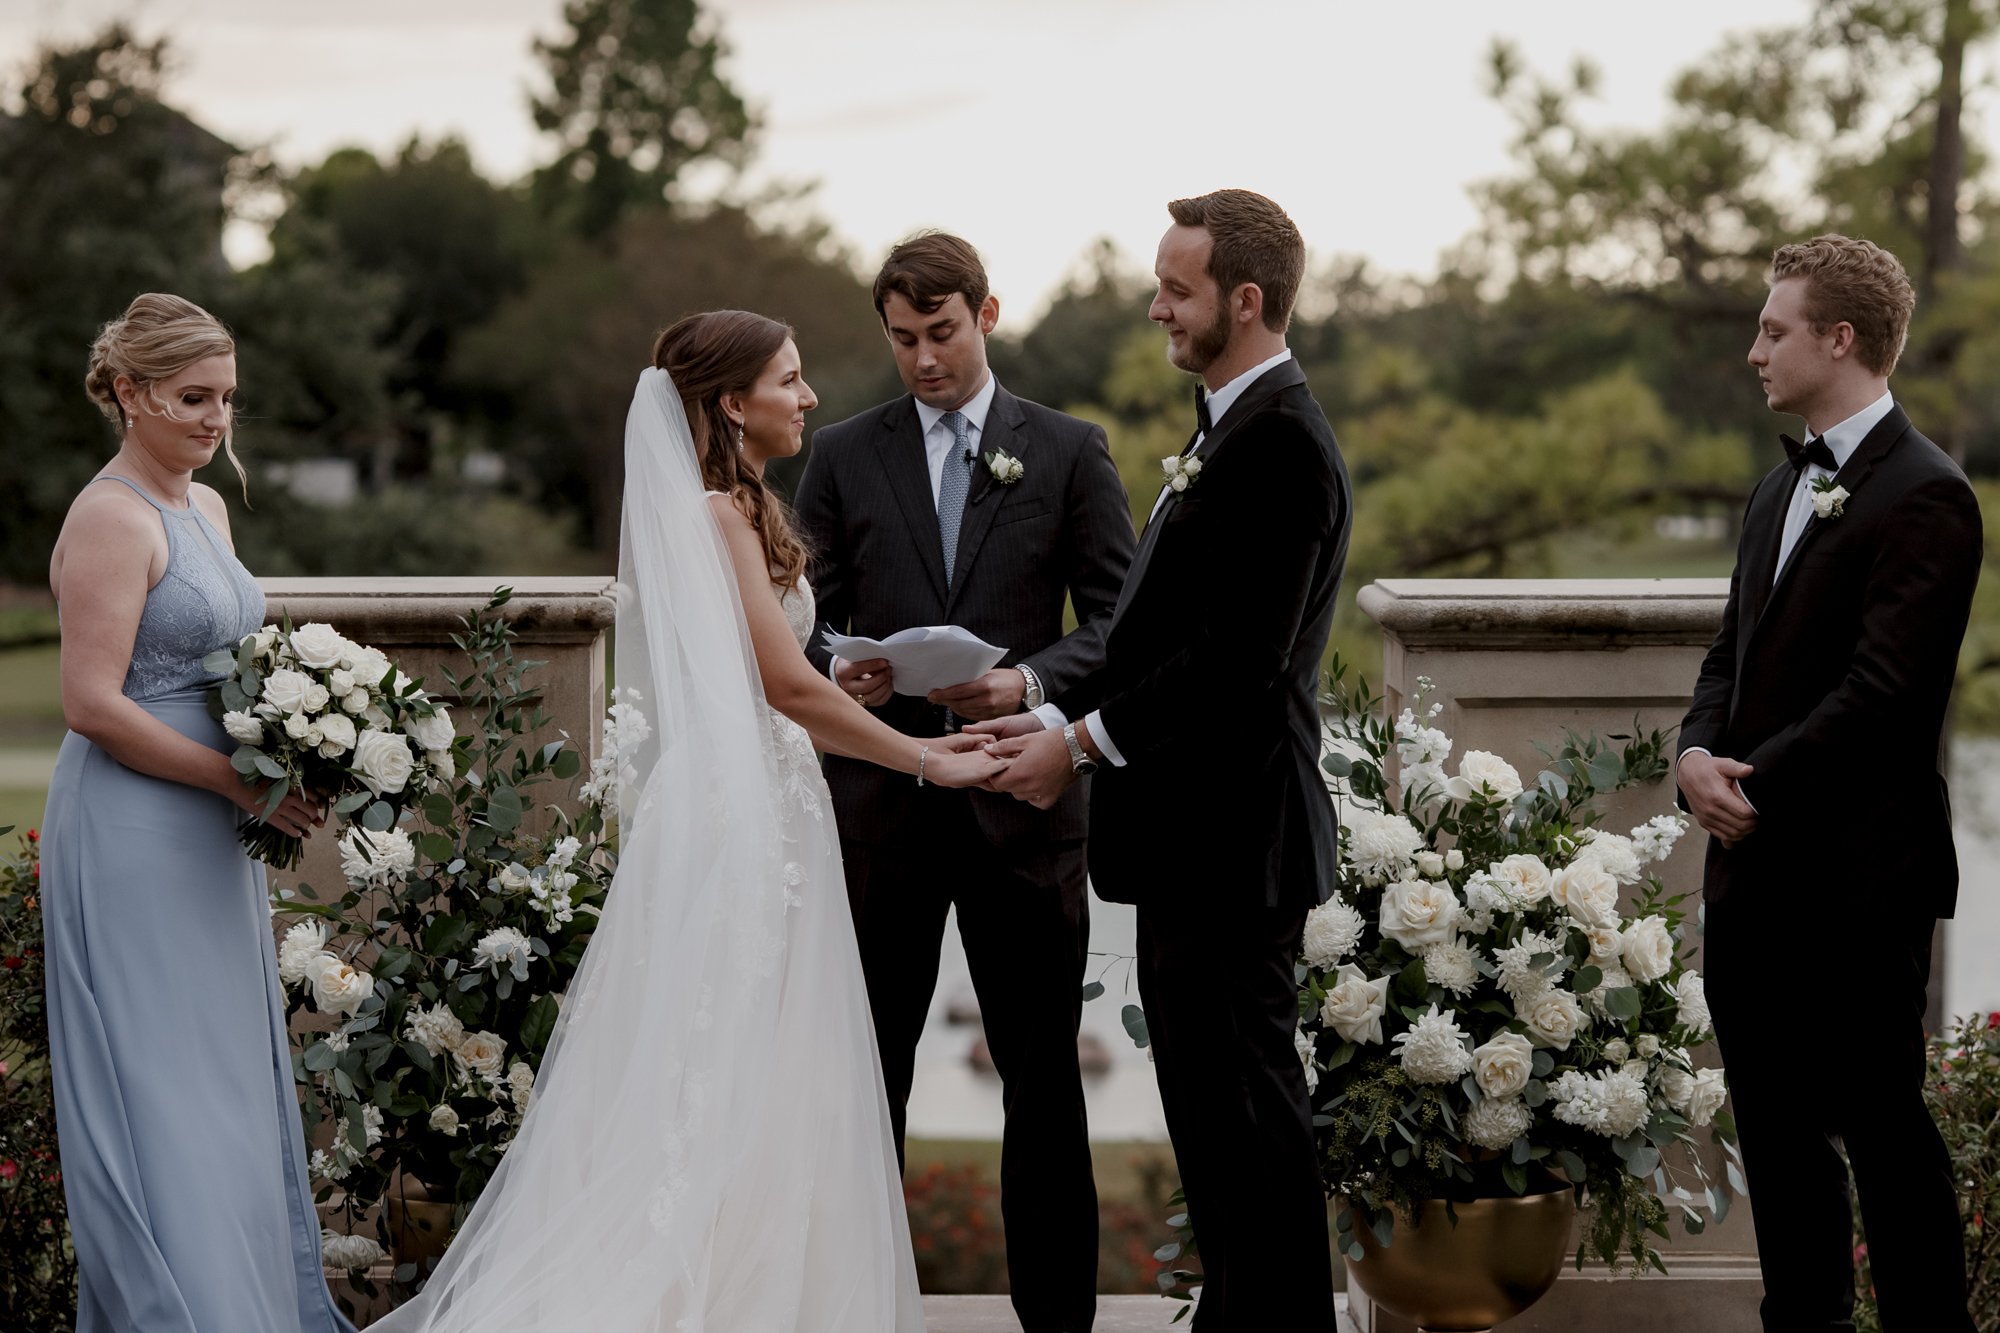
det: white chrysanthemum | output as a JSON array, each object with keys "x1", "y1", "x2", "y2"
[
  {"x1": 277, "y1": 918, "x2": 329, "y2": 987},
  {"x1": 338, "y1": 826, "x2": 416, "y2": 887},
  {"x1": 1301, "y1": 897, "x2": 1367, "y2": 969},
  {"x1": 1674, "y1": 971, "x2": 1712, "y2": 1039},
  {"x1": 405, "y1": 1002, "x2": 465, "y2": 1058},
  {"x1": 1463, "y1": 1095, "x2": 1535, "y2": 1151},
  {"x1": 471, "y1": 926, "x2": 534, "y2": 975},
  {"x1": 1493, "y1": 930, "x2": 1564, "y2": 1001},
  {"x1": 1392, "y1": 1004, "x2": 1475, "y2": 1085},
  {"x1": 1574, "y1": 829, "x2": 1644, "y2": 885},
  {"x1": 1619, "y1": 915, "x2": 1676, "y2": 983},
  {"x1": 1295, "y1": 1025, "x2": 1319, "y2": 1095},
  {"x1": 1344, "y1": 809, "x2": 1426, "y2": 880},
  {"x1": 1630, "y1": 814, "x2": 1687, "y2": 864},
  {"x1": 1422, "y1": 936, "x2": 1481, "y2": 997},
  {"x1": 1395, "y1": 710, "x2": 1451, "y2": 767},
  {"x1": 1380, "y1": 879, "x2": 1461, "y2": 952},
  {"x1": 1521, "y1": 987, "x2": 1587, "y2": 1050},
  {"x1": 1549, "y1": 1067, "x2": 1651, "y2": 1137},
  {"x1": 321, "y1": 1229, "x2": 384, "y2": 1270}
]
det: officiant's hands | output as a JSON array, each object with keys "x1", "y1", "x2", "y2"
[
  {"x1": 928, "y1": 668, "x2": 1025, "y2": 720},
  {"x1": 1679, "y1": 751, "x2": 1758, "y2": 847},
  {"x1": 835, "y1": 656, "x2": 894, "y2": 707}
]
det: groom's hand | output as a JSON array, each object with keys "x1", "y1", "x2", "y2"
[
  {"x1": 986, "y1": 729, "x2": 1076, "y2": 809},
  {"x1": 1679, "y1": 751, "x2": 1758, "y2": 846},
  {"x1": 963, "y1": 714, "x2": 1044, "y2": 742},
  {"x1": 928, "y1": 668, "x2": 1025, "y2": 721}
]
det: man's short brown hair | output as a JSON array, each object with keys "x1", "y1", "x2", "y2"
[
  {"x1": 873, "y1": 232, "x2": 990, "y2": 323},
  {"x1": 1769, "y1": 234, "x2": 1916, "y2": 376},
  {"x1": 1167, "y1": 189, "x2": 1306, "y2": 333}
]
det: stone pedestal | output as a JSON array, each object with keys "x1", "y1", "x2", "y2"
[{"x1": 1354, "y1": 578, "x2": 1762, "y2": 1332}]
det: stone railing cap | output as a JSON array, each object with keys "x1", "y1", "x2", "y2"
[
  {"x1": 261, "y1": 576, "x2": 616, "y2": 644},
  {"x1": 1360, "y1": 578, "x2": 1729, "y2": 645}
]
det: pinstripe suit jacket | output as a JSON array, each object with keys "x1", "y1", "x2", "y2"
[{"x1": 795, "y1": 382, "x2": 1135, "y2": 846}]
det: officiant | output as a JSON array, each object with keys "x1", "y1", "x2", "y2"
[{"x1": 794, "y1": 231, "x2": 1135, "y2": 1333}]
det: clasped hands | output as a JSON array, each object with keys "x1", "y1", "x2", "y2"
[
  {"x1": 835, "y1": 658, "x2": 1079, "y2": 807},
  {"x1": 1678, "y1": 750, "x2": 1758, "y2": 848}
]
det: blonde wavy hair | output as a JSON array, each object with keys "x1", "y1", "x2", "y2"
[
  {"x1": 84, "y1": 292, "x2": 247, "y2": 498},
  {"x1": 1769, "y1": 235, "x2": 1916, "y2": 376}
]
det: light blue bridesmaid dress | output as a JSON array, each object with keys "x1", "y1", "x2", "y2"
[{"x1": 40, "y1": 476, "x2": 353, "y2": 1333}]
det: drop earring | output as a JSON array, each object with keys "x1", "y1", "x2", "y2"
[{"x1": 735, "y1": 422, "x2": 745, "y2": 452}]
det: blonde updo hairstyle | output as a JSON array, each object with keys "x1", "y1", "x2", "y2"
[{"x1": 84, "y1": 293, "x2": 248, "y2": 498}]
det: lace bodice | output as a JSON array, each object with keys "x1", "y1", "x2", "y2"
[
  {"x1": 91, "y1": 477, "x2": 265, "y2": 701},
  {"x1": 780, "y1": 576, "x2": 815, "y2": 652}
]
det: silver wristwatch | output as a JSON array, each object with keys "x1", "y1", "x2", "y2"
[
  {"x1": 1017, "y1": 663, "x2": 1045, "y2": 711},
  {"x1": 1061, "y1": 722, "x2": 1098, "y2": 775}
]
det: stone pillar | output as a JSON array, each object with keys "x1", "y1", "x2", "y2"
[{"x1": 1350, "y1": 578, "x2": 1763, "y2": 1332}]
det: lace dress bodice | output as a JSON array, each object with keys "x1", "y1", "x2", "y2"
[{"x1": 766, "y1": 577, "x2": 824, "y2": 795}]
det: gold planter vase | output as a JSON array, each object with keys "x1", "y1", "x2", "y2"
[
  {"x1": 1344, "y1": 1184, "x2": 1577, "y2": 1332},
  {"x1": 386, "y1": 1177, "x2": 456, "y2": 1268}
]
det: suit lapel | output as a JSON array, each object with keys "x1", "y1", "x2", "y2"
[
  {"x1": 943, "y1": 385, "x2": 1027, "y2": 615},
  {"x1": 875, "y1": 397, "x2": 949, "y2": 607}
]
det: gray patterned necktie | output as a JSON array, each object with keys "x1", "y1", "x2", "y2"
[{"x1": 937, "y1": 410, "x2": 974, "y2": 586}]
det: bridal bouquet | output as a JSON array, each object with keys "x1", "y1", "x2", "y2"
[
  {"x1": 204, "y1": 621, "x2": 453, "y2": 869},
  {"x1": 1305, "y1": 668, "x2": 1741, "y2": 1273}
]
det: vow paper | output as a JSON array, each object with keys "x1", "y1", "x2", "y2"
[{"x1": 821, "y1": 625, "x2": 1008, "y2": 697}]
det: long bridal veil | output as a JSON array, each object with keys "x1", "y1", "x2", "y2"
[{"x1": 374, "y1": 368, "x2": 922, "y2": 1332}]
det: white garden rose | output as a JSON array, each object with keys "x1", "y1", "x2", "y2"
[
  {"x1": 1549, "y1": 862, "x2": 1621, "y2": 928},
  {"x1": 1685, "y1": 1068, "x2": 1727, "y2": 1126},
  {"x1": 327, "y1": 668, "x2": 355, "y2": 697},
  {"x1": 282, "y1": 710, "x2": 312, "y2": 741},
  {"x1": 495, "y1": 862, "x2": 535, "y2": 895},
  {"x1": 1636, "y1": 1034, "x2": 1661, "y2": 1059},
  {"x1": 429, "y1": 1104, "x2": 461, "y2": 1136},
  {"x1": 1470, "y1": 1031, "x2": 1535, "y2": 1099},
  {"x1": 1344, "y1": 809, "x2": 1426, "y2": 879},
  {"x1": 1445, "y1": 849, "x2": 1465, "y2": 872},
  {"x1": 1463, "y1": 1095, "x2": 1535, "y2": 1151},
  {"x1": 1674, "y1": 971, "x2": 1712, "y2": 1039},
  {"x1": 453, "y1": 1030, "x2": 508, "y2": 1080},
  {"x1": 1582, "y1": 922, "x2": 1624, "y2": 965},
  {"x1": 345, "y1": 645, "x2": 392, "y2": 689},
  {"x1": 1601, "y1": 1038, "x2": 1631, "y2": 1064},
  {"x1": 1521, "y1": 987, "x2": 1587, "y2": 1050},
  {"x1": 1455, "y1": 750, "x2": 1523, "y2": 801},
  {"x1": 405, "y1": 1002, "x2": 465, "y2": 1057},
  {"x1": 405, "y1": 708, "x2": 455, "y2": 753},
  {"x1": 341, "y1": 689, "x2": 372, "y2": 715},
  {"x1": 1490, "y1": 854, "x2": 1553, "y2": 906},
  {"x1": 316, "y1": 712, "x2": 357, "y2": 755},
  {"x1": 1321, "y1": 964, "x2": 1391, "y2": 1045},
  {"x1": 338, "y1": 826, "x2": 416, "y2": 887},
  {"x1": 288, "y1": 623, "x2": 350, "y2": 670},
  {"x1": 261, "y1": 667, "x2": 314, "y2": 714},
  {"x1": 507, "y1": 1060, "x2": 536, "y2": 1111},
  {"x1": 1379, "y1": 878, "x2": 1461, "y2": 951},
  {"x1": 251, "y1": 625, "x2": 280, "y2": 656},
  {"x1": 307, "y1": 954, "x2": 374, "y2": 1017},
  {"x1": 1393, "y1": 1005, "x2": 1475, "y2": 1085},
  {"x1": 1619, "y1": 915, "x2": 1676, "y2": 983},
  {"x1": 1301, "y1": 897, "x2": 1367, "y2": 968},
  {"x1": 1658, "y1": 1064, "x2": 1696, "y2": 1112},
  {"x1": 277, "y1": 919, "x2": 329, "y2": 986},
  {"x1": 321, "y1": 1229, "x2": 384, "y2": 1270},
  {"x1": 1415, "y1": 850, "x2": 1446, "y2": 879},
  {"x1": 351, "y1": 729, "x2": 416, "y2": 796},
  {"x1": 221, "y1": 710, "x2": 265, "y2": 744},
  {"x1": 301, "y1": 683, "x2": 331, "y2": 715}
]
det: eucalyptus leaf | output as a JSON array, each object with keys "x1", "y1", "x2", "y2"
[{"x1": 1120, "y1": 1004, "x2": 1150, "y2": 1050}]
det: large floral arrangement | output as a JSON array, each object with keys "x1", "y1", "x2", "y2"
[
  {"x1": 0, "y1": 826, "x2": 77, "y2": 1330},
  {"x1": 205, "y1": 620, "x2": 454, "y2": 868},
  {"x1": 274, "y1": 593, "x2": 642, "y2": 1286},
  {"x1": 1303, "y1": 668, "x2": 1741, "y2": 1272}
]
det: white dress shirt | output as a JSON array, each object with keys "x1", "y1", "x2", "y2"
[{"x1": 1037, "y1": 349, "x2": 1296, "y2": 767}]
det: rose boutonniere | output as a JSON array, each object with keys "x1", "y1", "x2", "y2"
[
  {"x1": 983, "y1": 448, "x2": 1025, "y2": 485},
  {"x1": 1810, "y1": 475, "x2": 1849, "y2": 519},
  {"x1": 1161, "y1": 454, "x2": 1204, "y2": 494}
]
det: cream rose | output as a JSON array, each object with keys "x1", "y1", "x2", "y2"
[
  {"x1": 405, "y1": 708, "x2": 455, "y2": 753},
  {"x1": 1320, "y1": 965, "x2": 1391, "y2": 1045},
  {"x1": 352, "y1": 729, "x2": 416, "y2": 796},
  {"x1": 288, "y1": 622, "x2": 350, "y2": 670},
  {"x1": 1619, "y1": 915, "x2": 1676, "y2": 983},
  {"x1": 262, "y1": 668, "x2": 313, "y2": 714},
  {"x1": 308, "y1": 954, "x2": 374, "y2": 1017},
  {"x1": 1550, "y1": 862, "x2": 1621, "y2": 928},
  {"x1": 428, "y1": 1104, "x2": 461, "y2": 1136},
  {"x1": 453, "y1": 1030, "x2": 508, "y2": 1081},
  {"x1": 1521, "y1": 987, "x2": 1587, "y2": 1049},
  {"x1": 1490, "y1": 854, "x2": 1553, "y2": 906},
  {"x1": 1582, "y1": 922, "x2": 1624, "y2": 965},
  {"x1": 1685, "y1": 1068, "x2": 1727, "y2": 1126},
  {"x1": 1378, "y1": 879, "x2": 1461, "y2": 951},
  {"x1": 345, "y1": 645, "x2": 392, "y2": 689},
  {"x1": 1456, "y1": 750, "x2": 1524, "y2": 801},
  {"x1": 1470, "y1": 1031, "x2": 1535, "y2": 1100}
]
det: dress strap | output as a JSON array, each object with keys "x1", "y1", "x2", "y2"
[{"x1": 91, "y1": 474, "x2": 190, "y2": 515}]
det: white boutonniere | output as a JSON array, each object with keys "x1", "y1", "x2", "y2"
[
  {"x1": 983, "y1": 448, "x2": 1025, "y2": 484},
  {"x1": 1810, "y1": 475, "x2": 1849, "y2": 519},
  {"x1": 1161, "y1": 454, "x2": 1204, "y2": 494}
]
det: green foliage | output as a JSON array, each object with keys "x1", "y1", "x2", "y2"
[
  {"x1": 0, "y1": 828, "x2": 77, "y2": 1330},
  {"x1": 225, "y1": 485, "x2": 594, "y2": 579}
]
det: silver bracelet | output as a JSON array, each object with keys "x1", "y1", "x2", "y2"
[{"x1": 917, "y1": 744, "x2": 932, "y2": 787}]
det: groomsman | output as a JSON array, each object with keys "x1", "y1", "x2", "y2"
[
  {"x1": 793, "y1": 233, "x2": 1135, "y2": 1333},
  {"x1": 979, "y1": 190, "x2": 1349, "y2": 1329},
  {"x1": 1678, "y1": 234, "x2": 1980, "y2": 1331}
]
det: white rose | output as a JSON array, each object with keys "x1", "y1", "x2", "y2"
[
  {"x1": 345, "y1": 646, "x2": 392, "y2": 689},
  {"x1": 1457, "y1": 750, "x2": 1524, "y2": 801},
  {"x1": 1636, "y1": 1034, "x2": 1661, "y2": 1059},
  {"x1": 1674, "y1": 971, "x2": 1713, "y2": 1038},
  {"x1": 1183, "y1": 457, "x2": 1202, "y2": 477},
  {"x1": 1582, "y1": 922, "x2": 1624, "y2": 965},
  {"x1": 1575, "y1": 830, "x2": 1644, "y2": 885},
  {"x1": 307, "y1": 954, "x2": 374, "y2": 1017},
  {"x1": 287, "y1": 623, "x2": 350, "y2": 670},
  {"x1": 277, "y1": 918, "x2": 329, "y2": 986},
  {"x1": 320, "y1": 1229, "x2": 384, "y2": 1270},
  {"x1": 222, "y1": 710, "x2": 265, "y2": 745},
  {"x1": 1601, "y1": 1037, "x2": 1631, "y2": 1064},
  {"x1": 1445, "y1": 849, "x2": 1465, "y2": 872},
  {"x1": 316, "y1": 712, "x2": 357, "y2": 755},
  {"x1": 1550, "y1": 862, "x2": 1621, "y2": 928},
  {"x1": 1470, "y1": 1031, "x2": 1535, "y2": 1100},
  {"x1": 262, "y1": 669, "x2": 314, "y2": 713},
  {"x1": 429, "y1": 1104, "x2": 461, "y2": 1137},
  {"x1": 1685, "y1": 1068, "x2": 1728, "y2": 1126},
  {"x1": 1490, "y1": 854, "x2": 1553, "y2": 906},
  {"x1": 1415, "y1": 851, "x2": 1446, "y2": 879},
  {"x1": 1320, "y1": 964, "x2": 1391, "y2": 1045},
  {"x1": 1378, "y1": 879, "x2": 1461, "y2": 952},
  {"x1": 428, "y1": 749, "x2": 456, "y2": 786},
  {"x1": 326, "y1": 668, "x2": 355, "y2": 697},
  {"x1": 351, "y1": 729, "x2": 416, "y2": 796},
  {"x1": 341, "y1": 689, "x2": 372, "y2": 715},
  {"x1": 303, "y1": 724, "x2": 324, "y2": 748},
  {"x1": 251, "y1": 625, "x2": 280, "y2": 656},
  {"x1": 453, "y1": 1030, "x2": 507, "y2": 1080},
  {"x1": 1619, "y1": 915, "x2": 1676, "y2": 983},
  {"x1": 405, "y1": 709, "x2": 455, "y2": 753},
  {"x1": 1521, "y1": 987, "x2": 1587, "y2": 1050},
  {"x1": 300, "y1": 683, "x2": 330, "y2": 715},
  {"x1": 507, "y1": 1061, "x2": 535, "y2": 1111},
  {"x1": 1657, "y1": 1064, "x2": 1696, "y2": 1111},
  {"x1": 405, "y1": 1002, "x2": 465, "y2": 1058},
  {"x1": 283, "y1": 711, "x2": 311, "y2": 740},
  {"x1": 1169, "y1": 474, "x2": 1189, "y2": 493}
]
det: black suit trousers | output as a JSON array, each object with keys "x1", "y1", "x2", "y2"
[
  {"x1": 1136, "y1": 902, "x2": 1335, "y2": 1330},
  {"x1": 1705, "y1": 888, "x2": 1972, "y2": 1332},
  {"x1": 841, "y1": 786, "x2": 1099, "y2": 1332}
]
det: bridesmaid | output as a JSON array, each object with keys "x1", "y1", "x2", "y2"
[{"x1": 41, "y1": 294, "x2": 351, "y2": 1332}]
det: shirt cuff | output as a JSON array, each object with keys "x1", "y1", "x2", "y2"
[
  {"x1": 1083, "y1": 709, "x2": 1127, "y2": 768},
  {"x1": 1678, "y1": 746, "x2": 1756, "y2": 813},
  {"x1": 1030, "y1": 702, "x2": 1066, "y2": 732},
  {"x1": 828, "y1": 655, "x2": 844, "y2": 683}
]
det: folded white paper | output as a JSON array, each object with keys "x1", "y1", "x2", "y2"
[{"x1": 821, "y1": 625, "x2": 1008, "y2": 697}]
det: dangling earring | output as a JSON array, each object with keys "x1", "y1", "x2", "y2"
[{"x1": 735, "y1": 422, "x2": 745, "y2": 452}]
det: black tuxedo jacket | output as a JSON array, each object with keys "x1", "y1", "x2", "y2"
[
  {"x1": 1055, "y1": 357, "x2": 1351, "y2": 910},
  {"x1": 795, "y1": 383, "x2": 1135, "y2": 845},
  {"x1": 1678, "y1": 404, "x2": 1982, "y2": 916}
]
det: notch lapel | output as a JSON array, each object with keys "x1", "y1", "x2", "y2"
[
  {"x1": 942, "y1": 385, "x2": 1027, "y2": 616},
  {"x1": 875, "y1": 397, "x2": 949, "y2": 607}
]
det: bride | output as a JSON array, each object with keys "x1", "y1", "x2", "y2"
[{"x1": 375, "y1": 310, "x2": 1003, "y2": 1332}]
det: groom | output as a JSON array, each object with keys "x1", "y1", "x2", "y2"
[
  {"x1": 1677, "y1": 234, "x2": 1980, "y2": 1331},
  {"x1": 979, "y1": 189, "x2": 1348, "y2": 1328},
  {"x1": 794, "y1": 232, "x2": 1135, "y2": 1332}
]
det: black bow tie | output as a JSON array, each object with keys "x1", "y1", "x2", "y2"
[{"x1": 1782, "y1": 433, "x2": 1838, "y2": 474}]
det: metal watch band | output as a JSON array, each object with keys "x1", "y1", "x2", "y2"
[{"x1": 1018, "y1": 663, "x2": 1044, "y2": 711}]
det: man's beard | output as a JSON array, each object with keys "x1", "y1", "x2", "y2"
[{"x1": 1169, "y1": 303, "x2": 1233, "y2": 374}]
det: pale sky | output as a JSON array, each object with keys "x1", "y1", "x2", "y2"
[{"x1": 2, "y1": 0, "x2": 1985, "y2": 314}]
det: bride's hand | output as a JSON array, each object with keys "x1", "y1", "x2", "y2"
[
  {"x1": 930, "y1": 732, "x2": 991, "y2": 755},
  {"x1": 924, "y1": 745, "x2": 1010, "y2": 790}
]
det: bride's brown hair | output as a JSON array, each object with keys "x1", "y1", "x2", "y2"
[{"x1": 651, "y1": 310, "x2": 810, "y2": 591}]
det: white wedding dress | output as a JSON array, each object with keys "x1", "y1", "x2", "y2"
[{"x1": 374, "y1": 369, "x2": 924, "y2": 1332}]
